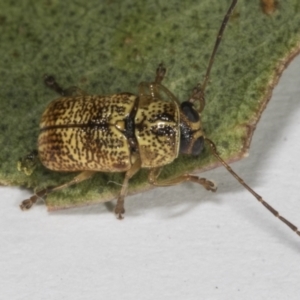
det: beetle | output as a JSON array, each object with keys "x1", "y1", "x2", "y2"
[{"x1": 18, "y1": 0, "x2": 300, "y2": 236}]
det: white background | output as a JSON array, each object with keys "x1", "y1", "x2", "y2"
[{"x1": 1, "y1": 55, "x2": 300, "y2": 300}]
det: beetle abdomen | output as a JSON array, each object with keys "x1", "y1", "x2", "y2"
[{"x1": 38, "y1": 94, "x2": 137, "y2": 172}]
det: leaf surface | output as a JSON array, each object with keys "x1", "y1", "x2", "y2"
[{"x1": 0, "y1": 0, "x2": 299, "y2": 209}]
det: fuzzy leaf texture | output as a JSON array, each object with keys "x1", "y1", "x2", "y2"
[{"x1": 0, "y1": 0, "x2": 299, "y2": 209}]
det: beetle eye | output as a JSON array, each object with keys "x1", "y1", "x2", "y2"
[
  {"x1": 180, "y1": 102, "x2": 199, "y2": 123},
  {"x1": 191, "y1": 136, "x2": 204, "y2": 156}
]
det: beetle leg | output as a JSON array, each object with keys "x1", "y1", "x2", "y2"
[
  {"x1": 138, "y1": 82, "x2": 158, "y2": 104},
  {"x1": 17, "y1": 150, "x2": 39, "y2": 176},
  {"x1": 20, "y1": 171, "x2": 95, "y2": 210},
  {"x1": 154, "y1": 63, "x2": 166, "y2": 84},
  {"x1": 148, "y1": 167, "x2": 217, "y2": 192},
  {"x1": 137, "y1": 63, "x2": 168, "y2": 103},
  {"x1": 115, "y1": 158, "x2": 141, "y2": 219},
  {"x1": 138, "y1": 81, "x2": 180, "y2": 108},
  {"x1": 44, "y1": 75, "x2": 86, "y2": 96}
]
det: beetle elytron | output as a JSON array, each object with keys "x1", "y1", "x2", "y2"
[{"x1": 18, "y1": 0, "x2": 300, "y2": 236}]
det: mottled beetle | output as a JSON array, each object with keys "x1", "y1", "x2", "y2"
[{"x1": 19, "y1": 0, "x2": 300, "y2": 236}]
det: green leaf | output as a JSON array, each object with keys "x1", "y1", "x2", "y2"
[{"x1": 0, "y1": 0, "x2": 299, "y2": 209}]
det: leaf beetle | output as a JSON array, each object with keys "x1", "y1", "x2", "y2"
[{"x1": 18, "y1": 0, "x2": 300, "y2": 237}]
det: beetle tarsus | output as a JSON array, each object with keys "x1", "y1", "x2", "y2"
[
  {"x1": 114, "y1": 205, "x2": 125, "y2": 220},
  {"x1": 20, "y1": 195, "x2": 38, "y2": 210},
  {"x1": 200, "y1": 178, "x2": 217, "y2": 192},
  {"x1": 19, "y1": 188, "x2": 50, "y2": 210}
]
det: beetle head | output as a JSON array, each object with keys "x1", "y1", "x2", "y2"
[{"x1": 179, "y1": 101, "x2": 204, "y2": 156}]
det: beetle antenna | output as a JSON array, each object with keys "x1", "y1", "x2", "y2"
[
  {"x1": 205, "y1": 138, "x2": 300, "y2": 236},
  {"x1": 189, "y1": 0, "x2": 238, "y2": 111}
]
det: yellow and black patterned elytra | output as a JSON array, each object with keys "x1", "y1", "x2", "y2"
[
  {"x1": 39, "y1": 94, "x2": 138, "y2": 172},
  {"x1": 39, "y1": 89, "x2": 181, "y2": 172},
  {"x1": 19, "y1": 0, "x2": 300, "y2": 238}
]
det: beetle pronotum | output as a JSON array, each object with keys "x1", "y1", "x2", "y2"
[{"x1": 19, "y1": 0, "x2": 300, "y2": 236}]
